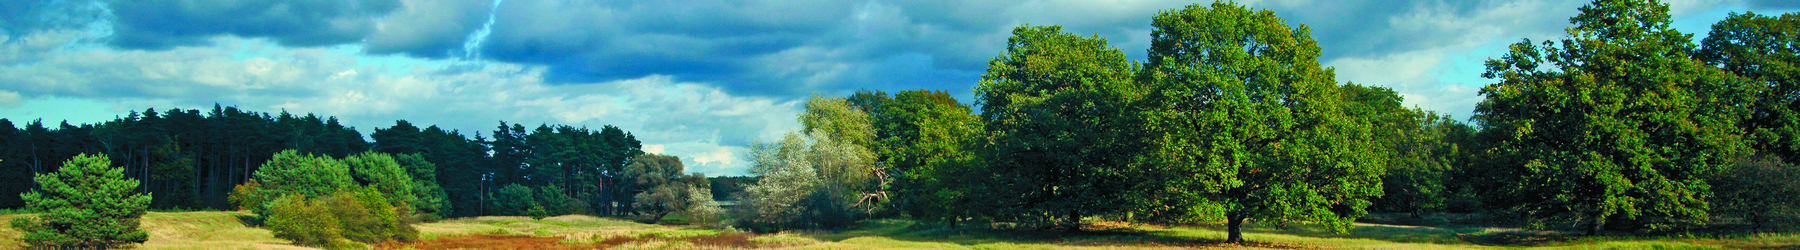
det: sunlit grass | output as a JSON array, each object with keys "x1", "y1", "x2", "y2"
[
  {"x1": 1, "y1": 210, "x2": 1793, "y2": 249},
  {"x1": 779, "y1": 218, "x2": 1796, "y2": 250}
]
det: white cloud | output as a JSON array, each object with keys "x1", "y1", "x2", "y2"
[
  {"x1": 1321, "y1": 0, "x2": 1581, "y2": 120},
  {"x1": 0, "y1": 90, "x2": 20, "y2": 108},
  {"x1": 0, "y1": 37, "x2": 799, "y2": 175},
  {"x1": 691, "y1": 146, "x2": 735, "y2": 166},
  {"x1": 642, "y1": 144, "x2": 665, "y2": 154},
  {"x1": 0, "y1": 30, "x2": 86, "y2": 64}
]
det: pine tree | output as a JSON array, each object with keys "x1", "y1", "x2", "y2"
[{"x1": 9, "y1": 153, "x2": 153, "y2": 249}]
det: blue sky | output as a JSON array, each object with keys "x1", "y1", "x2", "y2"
[{"x1": 2, "y1": 0, "x2": 1796, "y2": 176}]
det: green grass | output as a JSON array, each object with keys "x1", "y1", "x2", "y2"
[
  {"x1": 1, "y1": 211, "x2": 309, "y2": 250},
  {"x1": 779, "y1": 218, "x2": 1798, "y2": 250},
  {"x1": 0, "y1": 211, "x2": 1793, "y2": 249}
]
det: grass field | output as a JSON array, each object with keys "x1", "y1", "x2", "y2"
[{"x1": 0, "y1": 211, "x2": 1793, "y2": 249}]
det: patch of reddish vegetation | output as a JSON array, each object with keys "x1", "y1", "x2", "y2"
[
  {"x1": 380, "y1": 233, "x2": 768, "y2": 250},
  {"x1": 379, "y1": 235, "x2": 582, "y2": 250}
]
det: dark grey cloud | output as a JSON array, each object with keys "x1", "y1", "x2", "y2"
[
  {"x1": 466, "y1": 0, "x2": 1162, "y2": 98},
  {"x1": 361, "y1": 0, "x2": 492, "y2": 58},
  {"x1": 476, "y1": 0, "x2": 852, "y2": 95},
  {"x1": 0, "y1": 0, "x2": 108, "y2": 37},
  {"x1": 108, "y1": 0, "x2": 400, "y2": 50}
]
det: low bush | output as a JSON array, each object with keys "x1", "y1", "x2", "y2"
[
  {"x1": 265, "y1": 195, "x2": 340, "y2": 246},
  {"x1": 263, "y1": 189, "x2": 419, "y2": 249}
]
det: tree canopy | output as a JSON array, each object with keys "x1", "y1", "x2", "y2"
[
  {"x1": 1472, "y1": 0, "x2": 1750, "y2": 233},
  {"x1": 9, "y1": 153, "x2": 152, "y2": 249},
  {"x1": 1136, "y1": 2, "x2": 1381, "y2": 243},
  {"x1": 974, "y1": 24, "x2": 1144, "y2": 230}
]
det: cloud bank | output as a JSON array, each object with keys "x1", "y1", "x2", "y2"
[{"x1": 1, "y1": 0, "x2": 1794, "y2": 175}]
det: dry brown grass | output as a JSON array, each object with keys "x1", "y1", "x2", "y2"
[
  {"x1": 135, "y1": 211, "x2": 313, "y2": 250},
  {"x1": 0, "y1": 211, "x2": 316, "y2": 250},
  {"x1": 0, "y1": 214, "x2": 25, "y2": 249}
]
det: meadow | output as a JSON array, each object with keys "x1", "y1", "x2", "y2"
[{"x1": 1, "y1": 211, "x2": 1792, "y2": 249}]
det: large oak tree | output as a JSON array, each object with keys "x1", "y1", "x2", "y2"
[
  {"x1": 1472, "y1": 0, "x2": 1750, "y2": 234},
  {"x1": 1137, "y1": 2, "x2": 1381, "y2": 243}
]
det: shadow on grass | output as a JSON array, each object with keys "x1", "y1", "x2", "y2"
[{"x1": 234, "y1": 213, "x2": 261, "y2": 227}]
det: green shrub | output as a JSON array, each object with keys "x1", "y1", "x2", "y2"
[
  {"x1": 537, "y1": 184, "x2": 587, "y2": 215},
  {"x1": 493, "y1": 184, "x2": 538, "y2": 216},
  {"x1": 264, "y1": 189, "x2": 419, "y2": 248},
  {"x1": 8, "y1": 153, "x2": 152, "y2": 249},
  {"x1": 527, "y1": 205, "x2": 549, "y2": 221},
  {"x1": 265, "y1": 195, "x2": 340, "y2": 247},
  {"x1": 246, "y1": 151, "x2": 422, "y2": 247},
  {"x1": 396, "y1": 153, "x2": 451, "y2": 221},
  {"x1": 333, "y1": 188, "x2": 418, "y2": 243}
]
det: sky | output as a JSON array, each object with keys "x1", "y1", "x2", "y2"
[{"x1": 2, "y1": 0, "x2": 1797, "y2": 176}]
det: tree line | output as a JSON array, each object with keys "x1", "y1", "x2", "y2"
[
  {"x1": 0, "y1": 103, "x2": 743, "y2": 220},
  {"x1": 724, "y1": 0, "x2": 1800, "y2": 243},
  {"x1": 1, "y1": 106, "x2": 739, "y2": 248}
]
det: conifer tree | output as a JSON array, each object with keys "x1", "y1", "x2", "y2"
[{"x1": 9, "y1": 153, "x2": 152, "y2": 249}]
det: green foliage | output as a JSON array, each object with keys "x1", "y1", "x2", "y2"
[
  {"x1": 683, "y1": 185, "x2": 723, "y2": 224},
  {"x1": 246, "y1": 152, "x2": 419, "y2": 247},
  {"x1": 799, "y1": 96, "x2": 881, "y2": 218},
  {"x1": 253, "y1": 150, "x2": 356, "y2": 201},
  {"x1": 628, "y1": 154, "x2": 711, "y2": 223},
  {"x1": 1340, "y1": 84, "x2": 1478, "y2": 215},
  {"x1": 855, "y1": 90, "x2": 985, "y2": 223},
  {"x1": 344, "y1": 152, "x2": 418, "y2": 211},
  {"x1": 375, "y1": 120, "x2": 498, "y2": 218},
  {"x1": 737, "y1": 132, "x2": 825, "y2": 231},
  {"x1": 634, "y1": 184, "x2": 685, "y2": 222},
  {"x1": 263, "y1": 188, "x2": 418, "y2": 249},
  {"x1": 515, "y1": 124, "x2": 642, "y2": 216},
  {"x1": 493, "y1": 184, "x2": 538, "y2": 216},
  {"x1": 1701, "y1": 12, "x2": 1800, "y2": 161},
  {"x1": 148, "y1": 137, "x2": 200, "y2": 209},
  {"x1": 1699, "y1": 11, "x2": 1800, "y2": 233},
  {"x1": 536, "y1": 184, "x2": 586, "y2": 216},
  {"x1": 802, "y1": 95, "x2": 879, "y2": 154},
  {"x1": 974, "y1": 24, "x2": 1144, "y2": 229},
  {"x1": 527, "y1": 205, "x2": 548, "y2": 221},
  {"x1": 9, "y1": 153, "x2": 152, "y2": 249},
  {"x1": 731, "y1": 96, "x2": 881, "y2": 230},
  {"x1": 395, "y1": 153, "x2": 451, "y2": 221},
  {"x1": 1711, "y1": 156, "x2": 1800, "y2": 231},
  {"x1": 332, "y1": 188, "x2": 417, "y2": 243},
  {"x1": 264, "y1": 194, "x2": 340, "y2": 247},
  {"x1": 3, "y1": 105, "x2": 369, "y2": 211},
  {"x1": 1472, "y1": 0, "x2": 1750, "y2": 234},
  {"x1": 706, "y1": 176, "x2": 756, "y2": 201},
  {"x1": 1136, "y1": 2, "x2": 1381, "y2": 243},
  {"x1": 229, "y1": 179, "x2": 266, "y2": 211}
]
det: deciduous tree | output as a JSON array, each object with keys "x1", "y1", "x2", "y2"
[
  {"x1": 974, "y1": 25, "x2": 1144, "y2": 230},
  {"x1": 1699, "y1": 11, "x2": 1800, "y2": 231},
  {"x1": 1137, "y1": 2, "x2": 1380, "y2": 243},
  {"x1": 1472, "y1": 0, "x2": 1750, "y2": 234}
]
